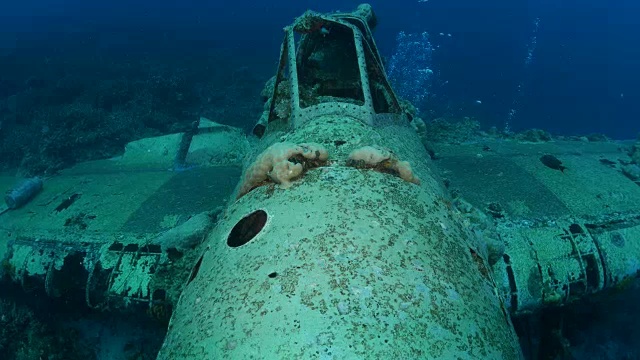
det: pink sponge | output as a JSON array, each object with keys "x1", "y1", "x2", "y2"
[
  {"x1": 348, "y1": 145, "x2": 420, "y2": 185},
  {"x1": 238, "y1": 142, "x2": 328, "y2": 198}
]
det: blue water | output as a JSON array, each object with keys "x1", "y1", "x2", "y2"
[{"x1": 1, "y1": 0, "x2": 634, "y2": 138}]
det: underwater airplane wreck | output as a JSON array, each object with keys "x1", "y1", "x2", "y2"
[{"x1": 1, "y1": 4, "x2": 640, "y2": 359}]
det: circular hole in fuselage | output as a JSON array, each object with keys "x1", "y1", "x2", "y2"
[{"x1": 227, "y1": 210, "x2": 268, "y2": 248}]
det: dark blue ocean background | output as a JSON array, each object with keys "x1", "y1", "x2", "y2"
[{"x1": 1, "y1": 0, "x2": 635, "y2": 139}]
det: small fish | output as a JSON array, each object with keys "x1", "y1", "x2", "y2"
[{"x1": 540, "y1": 154, "x2": 567, "y2": 172}]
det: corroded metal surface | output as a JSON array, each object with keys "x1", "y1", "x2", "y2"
[{"x1": 159, "y1": 167, "x2": 521, "y2": 359}]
